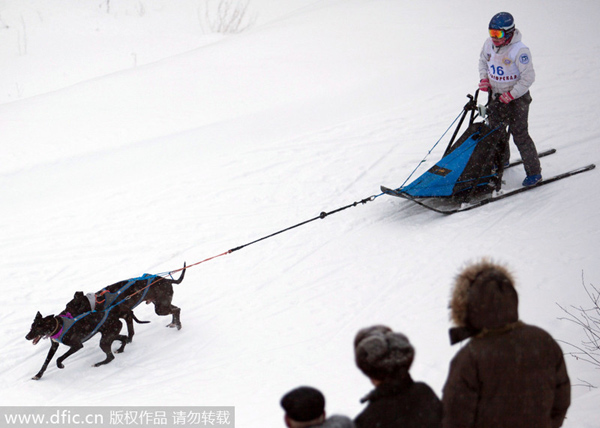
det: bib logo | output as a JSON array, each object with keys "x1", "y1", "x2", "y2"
[{"x1": 519, "y1": 54, "x2": 530, "y2": 64}]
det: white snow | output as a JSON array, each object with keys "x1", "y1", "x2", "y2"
[{"x1": 1, "y1": 0, "x2": 599, "y2": 426}]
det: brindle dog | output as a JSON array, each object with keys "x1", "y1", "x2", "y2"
[{"x1": 65, "y1": 263, "x2": 186, "y2": 343}]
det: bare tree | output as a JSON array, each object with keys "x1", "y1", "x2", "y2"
[
  {"x1": 557, "y1": 273, "x2": 600, "y2": 382},
  {"x1": 199, "y1": 0, "x2": 256, "y2": 34}
]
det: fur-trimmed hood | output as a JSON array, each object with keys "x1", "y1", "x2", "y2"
[{"x1": 449, "y1": 259, "x2": 519, "y2": 343}]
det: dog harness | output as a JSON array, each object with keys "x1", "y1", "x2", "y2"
[
  {"x1": 51, "y1": 312, "x2": 89, "y2": 344},
  {"x1": 51, "y1": 308, "x2": 116, "y2": 344},
  {"x1": 85, "y1": 293, "x2": 96, "y2": 311},
  {"x1": 80, "y1": 308, "x2": 113, "y2": 343},
  {"x1": 51, "y1": 274, "x2": 160, "y2": 344},
  {"x1": 96, "y1": 274, "x2": 158, "y2": 311},
  {"x1": 79, "y1": 275, "x2": 157, "y2": 342}
]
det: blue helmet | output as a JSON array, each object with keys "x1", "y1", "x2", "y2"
[{"x1": 489, "y1": 12, "x2": 515, "y2": 32}]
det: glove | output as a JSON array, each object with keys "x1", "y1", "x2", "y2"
[
  {"x1": 478, "y1": 78, "x2": 491, "y2": 92},
  {"x1": 499, "y1": 92, "x2": 514, "y2": 104}
]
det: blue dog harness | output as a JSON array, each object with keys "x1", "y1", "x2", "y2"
[
  {"x1": 51, "y1": 312, "x2": 92, "y2": 344},
  {"x1": 97, "y1": 274, "x2": 158, "y2": 310},
  {"x1": 51, "y1": 274, "x2": 160, "y2": 344}
]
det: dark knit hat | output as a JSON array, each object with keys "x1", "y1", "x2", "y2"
[
  {"x1": 280, "y1": 386, "x2": 325, "y2": 422},
  {"x1": 354, "y1": 325, "x2": 415, "y2": 381}
]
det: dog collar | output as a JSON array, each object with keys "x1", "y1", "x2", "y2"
[
  {"x1": 50, "y1": 313, "x2": 74, "y2": 341},
  {"x1": 50, "y1": 318, "x2": 63, "y2": 340}
]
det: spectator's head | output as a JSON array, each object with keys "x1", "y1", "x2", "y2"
[
  {"x1": 281, "y1": 386, "x2": 326, "y2": 428},
  {"x1": 354, "y1": 325, "x2": 414, "y2": 383},
  {"x1": 450, "y1": 258, "x2": 518, "y2": 331}
]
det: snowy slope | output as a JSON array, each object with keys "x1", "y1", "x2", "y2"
[{"x1": 1, "y1": 0, "x2": 599, "y2": 427}]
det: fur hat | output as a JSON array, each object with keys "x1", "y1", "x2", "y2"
[
  {"x1": 449, "y1": 259, "x2": 519, "y2": 343},
  {"x1": 280, "y1": 386, "x2": 325, "y2": 423},
  {"x1": 354, "y1": 325, "x2": 414, "y2": 381}
]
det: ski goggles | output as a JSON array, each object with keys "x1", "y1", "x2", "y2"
[{"x1": 489, "y1": 29, "x2": 505, "y2": 39}]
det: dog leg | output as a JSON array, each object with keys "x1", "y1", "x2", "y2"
[
  {"x1": 123, "y1": 312, "x2": 135, "y2": 343},
  {"x1": 33, "y1": 341, "x2": 59, "y2": 380},
  {"x1": 56, "y1": 343, "x2": 84, "y2": 369},
  {"x1": 154, "y1": 301, "x2": 182, "y2": 330},
  {"x1": 94, "y1": 334, "x2": 117, "y2": 367},
  {"x1": 114, "y1": 335, "x2": 129, "y2": 354},
  {"x1": 165, "y1": 305, "x2": 182, "y2": 330}
]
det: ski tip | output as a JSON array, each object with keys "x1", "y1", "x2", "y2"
[
  {"x1": 574, "y1": 164, "x2": 596, "y2": 173},
  {"x1": 380, "y1": 185, "x2": 398, "y2": 194}
]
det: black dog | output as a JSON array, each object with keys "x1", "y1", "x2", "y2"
[
  {"x1": 68, "y1": 263, "x2": 186, "y2": 343},
  {"x1": 65, "y1": 291, "x2": 149, "y2": 340},
  {"x1": 25, "y1": 309, "x2": 128, "y2": 380}
]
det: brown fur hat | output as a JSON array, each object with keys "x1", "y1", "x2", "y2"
[
  {"x1": 354, "y1": 325, "x2": 415, "y2": 381},
  {"x1": 450, "y1": 258, "x2": 518, "y2": 330}
]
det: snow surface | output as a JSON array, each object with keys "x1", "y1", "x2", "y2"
[{"x1": 1, "y1": 0, "x2": 599, "y2": 426}]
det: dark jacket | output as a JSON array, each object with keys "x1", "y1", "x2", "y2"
[
  {"x1": 316, "y1": 415, "x2": 355, "y2": 428},
  {"x1": 442, "y1": 260, "x2": 570, "y2": 428},
  {"x1": 354, "y1": 373, "x2": 442, "y2": 428}
]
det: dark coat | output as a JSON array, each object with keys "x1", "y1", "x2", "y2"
[
  {"x1": 316, "y1": 415, "x2": 355, "y2": 428},
  {"x1": 442, "y1": 260, "x2": 570, "y2": 428},
  {"x1": 354, "y1": 373, "x2": 442, "y2": 428}
]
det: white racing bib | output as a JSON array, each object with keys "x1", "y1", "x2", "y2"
[{"x1": 485, "y1": 41, "x2": 529, "y2": 85}]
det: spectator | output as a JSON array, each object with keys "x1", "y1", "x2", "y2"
[
  {"x1": 281, "y1": 386, "x2": 354, "y2": 428},
  {"x1": 353, "y1": 325, "x2": 442, "y2": 428},
  {"x1": 442, "y1": 258, "x2": 571, "y2": 428}
]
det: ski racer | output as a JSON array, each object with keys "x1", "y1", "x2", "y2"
[{"x1": 478, "y1": 12, "x2": 542, "y2": 187}]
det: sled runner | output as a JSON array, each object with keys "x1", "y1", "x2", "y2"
[{"x1": 381, "y1": 92, "x2": 596, "y2": 214}]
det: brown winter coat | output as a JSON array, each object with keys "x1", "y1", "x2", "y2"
[{"x1": 442, "y1": 260, "x2": 570, "y2": 428}]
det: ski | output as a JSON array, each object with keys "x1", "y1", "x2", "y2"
[
  {"x1": 505, "y1": 148, "x2": 556, "y2": 169},
  {"x1": 381, "y1": 163, "x2": 596, "y2": 214},
  {"x1": 379, "y1": 187, "x2": 458, "y2": 214},
  {"x1": 379, "y1": 148, "x2": 557, "y2": 212}
]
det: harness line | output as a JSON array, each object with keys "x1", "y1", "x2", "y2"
[
  {"x1": 58, "y1": 111, "x2": 482, "y2": 329},
  {"x1": 398, "y1": 109, "x2": 464, "y2": 189},
  {"x1": 50, "y1": 98, "x2": 494, "y2": 337},
  {"x1": 126, "y1": 194, "x2": 381, "y2": 302},
  {"x1": 60, "y1": 192, "x2": 383, "y2": 340}
]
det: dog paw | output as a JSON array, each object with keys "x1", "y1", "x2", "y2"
[
  {"x1": 32, "y1": 374, "x2": 42, "y2": 381},
  {"x1": 57, "y1": 362, "x2": 65, "y2": 369},
  {"x1": 166, "y1": 322, "x2": 182, "y2": 330}
]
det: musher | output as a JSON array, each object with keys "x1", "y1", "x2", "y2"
[{"x1": 478, "y1": 12, "x2": 542, "y2": 186}]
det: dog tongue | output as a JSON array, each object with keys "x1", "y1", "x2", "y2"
[{"x1": 32, "y1": 336, "x2": 41, "y2": 345}]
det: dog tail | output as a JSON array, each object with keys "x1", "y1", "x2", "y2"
[
  {"x1": 171, "y1": 262, "x2": 186, "y2": 285},
  {"x1": 132, "y1": 313, "x2": 150, "y2": 324}
]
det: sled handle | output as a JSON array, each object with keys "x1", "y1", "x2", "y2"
[{"x1": 443, "y1": 91, "x2": 479, "y2": 157}]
